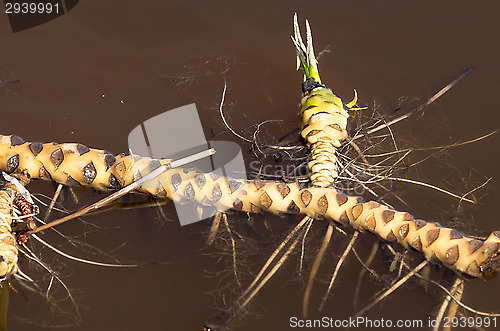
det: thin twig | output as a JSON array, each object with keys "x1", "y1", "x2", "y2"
[
  {"x1": 302, "y1": 223, "x2": 334, "y2": 317},
  {"x1": 353, "y1": 66, "x2": 474, "y2": 141},
  {"x1": 31, "y1": 149, "x2": 215, "y2": 233},
  {"x1": 31, "y1": 234, "x2": 160, "y2": 268},
  {"x1": 355, "y1": 260, "x2": 428, "y2": 318},
  {"x1": 218, "y1": 77, "x2": 299, "y2": 151},
  {"x1": 44, "y1": 184, "x2": 63, "y2": 222},
  {"x1": 319, "y1": 231, "x2": 359, "y2": 310}
]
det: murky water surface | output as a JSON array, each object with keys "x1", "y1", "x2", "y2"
[{"x1": 1, "y1": 1, "x2": 499, "y2": 330}]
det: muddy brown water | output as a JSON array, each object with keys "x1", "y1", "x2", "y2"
[{"x1": 1, "y1": 1, "x2": 499, "y2": 330}]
